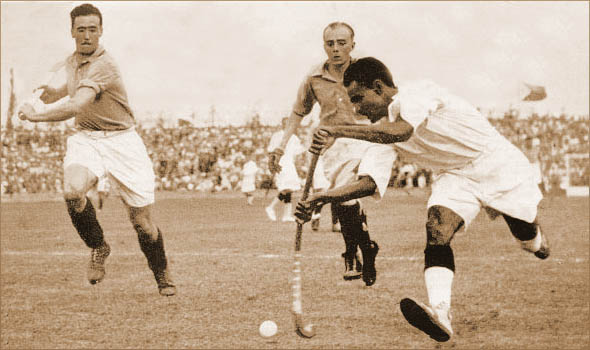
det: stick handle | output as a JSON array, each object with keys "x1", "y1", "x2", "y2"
[{"x1": 295, "y1": 152, "x2": 319, "y2": 252}]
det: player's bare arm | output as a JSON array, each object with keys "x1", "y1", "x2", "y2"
[
  {"x1": 37, "y1": 84, "x2": 68, "y2": 104},
  {"x1": 295, "y1": 176, "x2": 377, "y2": 224},
  {"x1": 310, "y1": 117, "x2": 413, "y2": 154},
  {"x1": 18, "y1": 87, "x2": 96, "y2": 123}
]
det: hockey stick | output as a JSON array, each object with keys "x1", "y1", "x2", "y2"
[{"x1": 292, "y1": 150, "x2": 319, "y2": 339}]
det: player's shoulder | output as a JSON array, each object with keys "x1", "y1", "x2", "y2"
[
  {"x1": 305, "y1": 62, "x2": 328, "y2": 78},
  {"x1": 89, "y1": 48, "x2": 120, "y2": 73}
]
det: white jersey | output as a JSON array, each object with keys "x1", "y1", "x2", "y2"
[
  {"x1": 390, "y1": 80, "x2": 509, "y2": 172},
  {"x1": 267, "y1": 130, "x2": 304, "y2": 167},
  {"x1": 267, "y1": 130, "x2": 305, "y2": 191}
]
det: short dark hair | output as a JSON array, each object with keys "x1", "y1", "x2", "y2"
[
  {"x1": 343, "y1": 57, "x2": 396, "y2": 89},
  {"x1": 70, "y1": 3, "x2": 102, "y2": 28},
  {"x1": 323, "y1": 22, "x2": 355, "y2": 41}
]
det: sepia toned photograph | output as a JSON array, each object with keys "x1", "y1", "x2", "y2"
[{"x1": 1, "y1": 1, "x2": 588, "y2": 348}]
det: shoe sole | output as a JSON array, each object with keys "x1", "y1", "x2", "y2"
[
  {"x1": 343, "y1": 273, "x2": 362, "y2": 281},
  {"x1": 400, "y1": 298, "x2": 451, "y2": 342}
]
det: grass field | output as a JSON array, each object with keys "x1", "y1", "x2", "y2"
[{"x1": 1, "y1": 190, "x2": 589, "y2": 349}]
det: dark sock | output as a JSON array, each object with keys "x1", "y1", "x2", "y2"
[
  {"x1": 66, "y1": 198, "x2": 104, "y2": 249},
  {"x1": 424, "y1": 245, "x2": 455, "y2": 272},
  {"x1": 137, "y1": 227, "x2": 168, "y2": 273},
  {"x1": 503, "y1": 215, "x2": 537, "y2": 241},
  {"x1": 331, "y1": 204, "x2": 339, "y2": 225},
  {"x1": 335, "y1": 202, "x2": 371, "y2": 255}
]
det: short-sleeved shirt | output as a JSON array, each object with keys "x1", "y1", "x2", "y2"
[
  {"x1": 390, "y1": 80, "x2": 509, "y2": 172},
  {"x1": 292, "y1": 60, "x2": 367, "y2": 126},
  {"x1": 65, "y1": 46, "x2": 135, "y2": 131}
]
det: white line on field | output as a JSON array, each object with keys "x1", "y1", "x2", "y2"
[{"x1": 0, "y1": 250, "x2": 586, "y2": 264}]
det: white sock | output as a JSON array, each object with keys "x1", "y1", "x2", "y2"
[
  {"x1": 268, "y1": 197, "x2": 280, "y2": 210},
  {"x1": 283, "y1": 202, "x2": 293, "y2": 217},
  {"x1": 424, "y1": 266, "x2": 454, "y2": 308},
  {"x1": 520, "y1": 226, "x2": 542, "y2": 252}
]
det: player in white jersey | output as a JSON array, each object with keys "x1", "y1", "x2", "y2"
[
  {"x1": 266, "y1": 118, "x2": 305, "y2": 222},
  {"x1": 241, "y1": 154, "x2": 260, "y2": 205},
  {"x1": 306, "y1": 57, "x2": 550, "y2": 342}
]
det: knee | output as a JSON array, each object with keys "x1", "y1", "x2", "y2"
[
  {"x1": 426, "y1": 218, "x2": 453, "y2": 246},
  {"x1": 63, "y1": 186, "x2": 86, "y2": 203},
  {"x1": 129, "y1": 210, "x2": 157, "y2": 240}
]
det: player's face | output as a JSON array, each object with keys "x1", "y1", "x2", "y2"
[
  {"x1": 71, "y1": 15, "x2": 102, "y2": 56},
  {"x1": 346, "y1": 81, "x2": 389, "y2": 123},
  {"x1": 323, "y1": 26, "x2": 354, "y2": 65}
]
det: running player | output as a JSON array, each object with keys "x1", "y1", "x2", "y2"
[
  {"x1": 304, "y1": 57, "x2": 550, "y2": 341},
  {"x1": 266, "y1": 117, "x2": 305, "y2": 222},
  {"x1": 18, "y1": 3, "x2": 175, "y2": 296},
  {"x1": 268, "y1": 22, "x2": 378, "y2": 284}
]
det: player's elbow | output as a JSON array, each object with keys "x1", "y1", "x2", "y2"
[
  {"x1": 360, "y1": 176, "x2": 378, "y2": 196},
  {"x1": 382, "y1": 123, "x2": 413, "y2": 143}
]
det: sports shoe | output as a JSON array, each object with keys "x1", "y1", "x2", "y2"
[
  {"x1": 534, "y1": 228, "x2": 550, "y2": 260},
  {"x1": 88, "y1": 242, "x2": 110, "y2": 285},
  {"x1": 332, "y1": 222, "x2": 341, "y2": 232},
  {"x1": 400, "y1": 298, "x2": 453, "y2": 342},
  {"x1": 361, "y1": 240, "x2": 379, "y2": 286},
  {"x1": 341, "y1": 252, "x2": 362, "y2": 280},
  {"x1": 155, "y1": 269, "x2": 176, "y2": 296},
  {"x1": 265, "y1": 206, "x2": 277, "y2": 221}
]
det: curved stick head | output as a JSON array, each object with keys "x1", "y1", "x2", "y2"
[{"x1": 294, "y1": 314, "x2": 315, "y2": 338}]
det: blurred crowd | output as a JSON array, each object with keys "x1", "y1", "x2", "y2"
[{"x1": 2, "y1": 112, "x2": 588, "y2": 196}]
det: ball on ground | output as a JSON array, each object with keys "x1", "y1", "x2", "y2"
[{"x1": 259, "y1": 320, "x2": 278, "y2": 337}]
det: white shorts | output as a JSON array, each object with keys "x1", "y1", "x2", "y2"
[
  {"x1": 319, "y1": 140, "x2": 396, "y2": 204},
  {"x1": 64, "y1": 128, "x2": 155, "y2": 207},
  {"x1": 428, "y1": 142, "x2": 542, "y2": 228},
  {"x1": 275, "y1": 161, "x2": 301, "y2": 192},
  {"x1": 322, "y1": 138, "x2": 372, "y2": 188},
  {"x1": 312, "y1": 156, "x2": 330, "y2": 191}
]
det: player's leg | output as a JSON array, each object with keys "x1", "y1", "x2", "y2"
[
  {"x1": 503, "y1": 215, "x2": 549, "y2": 259},
  {"x1": 334, "y1": 200, "x2": 377, "y2": 285},
  {"x1": 281, "y1": 190, "x2": 296, "y2": 222},
  {"x1": 400, "y1": 205, "x2": 464, "y2": 342},
  {"x1": 103, "y1": 129, "x2": 175, "y2": 296},
  {"x1": 63, "y1": 134, "x2": 111, "y2": 285},
  {"x1": 401, "y1": 171, "x2": 481, "y2": 342},
  {"x1": 127, "y1": 204, "x2": 176, "y2": 296},
  {"x1": 330, "y1": 203, "x2": 341, "y2": 232}
]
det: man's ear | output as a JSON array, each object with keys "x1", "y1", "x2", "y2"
[{"x1": 373, "y1": 79, "x2": 384, "y2": 95}]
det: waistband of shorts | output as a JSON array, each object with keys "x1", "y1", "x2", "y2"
[{"x1": 76, "y1": 126, "x2": 135, "y2": 138}]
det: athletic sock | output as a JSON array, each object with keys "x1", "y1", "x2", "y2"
[
  {"x1": 137, "y1": 227, "x2": 168, "y2": 273},
  {"x1": 424, "y1": 266, "x2": 454, "y2": 307},
  {"x1": 338, "y1": 202, "x2": 370, "y2": 248},
  {"x1": 334, "y1": 202, "x2": 368, "y2": 256},
  {"x1": 330, "y1": 204, "x2": 339, "y2": 225},
  {"x1": 283, "y1": 202, "x2": 293, "y2": 218},
  {"x1": 66, "y1": 197, "x2": 104, "y2": 249},
  {"x1": 521, "y1": 226, "x2": 543, "y2": 252},
  {"x1": 268, "y1": 197, "x2": 280, "y2": 210}
]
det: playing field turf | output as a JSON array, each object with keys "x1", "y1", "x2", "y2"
[{"x1": 1, "y1": 190, "x2": 588, "y2": 349}]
